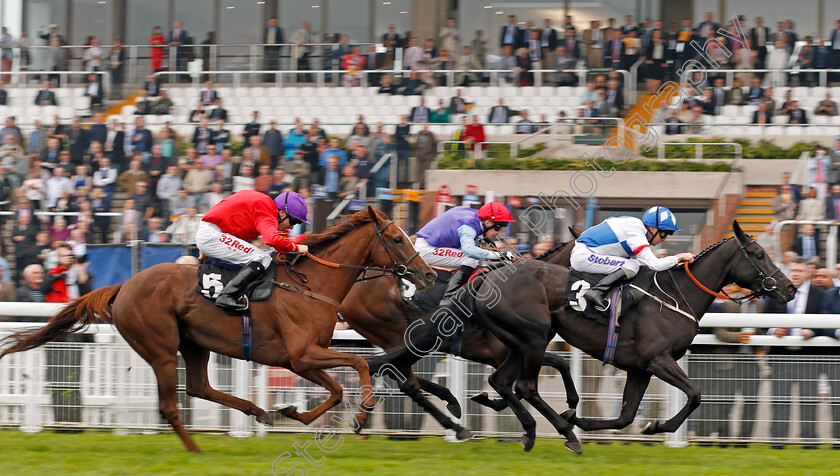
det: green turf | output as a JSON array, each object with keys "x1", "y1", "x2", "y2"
[{"x1": 0, "y1": 429, "x2": 835, "y2": 475}]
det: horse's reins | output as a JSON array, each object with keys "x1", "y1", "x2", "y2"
[{"x1": 269, "y1": 219, "x2": 421, "y2": 306}]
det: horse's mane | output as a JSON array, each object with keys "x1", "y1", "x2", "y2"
[
  {"x1": 299, "y1": 210, "x2": 385, "y2": 253},
  {"x1": 535, "y1": 240, "x2": 572, "y2": 261},
  {"x1": 676, "y1": 237, "x2": 732, "y2": 268}
]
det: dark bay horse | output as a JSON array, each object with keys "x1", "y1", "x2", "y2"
[
  {"x1": 0, "y1": 208, "x2": 436, "y2": 453},
  {"x1": 343, "y1": 234, "x2": 580, "y2": 441},
  {"x1": 466, "y1": 221, "x2": 794, "y2": 452}
]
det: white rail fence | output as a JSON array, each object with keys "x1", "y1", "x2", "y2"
[{"x1": 0, "y1": 304, "x2": 839, "y2": 446}]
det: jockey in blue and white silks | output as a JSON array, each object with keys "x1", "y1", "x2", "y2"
[
  {"x1": 570, "y1": 206, "x2": 695, "y2": 310},
  {"x1": 415, "y1": 203, "x2": 515, "y2": 307}
]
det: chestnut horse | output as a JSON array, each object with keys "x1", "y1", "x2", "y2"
[
  {"x1": 0, "y1": 208, "x2": 436, "y2": 453},
  {"x1": 339, "y1": 232, "x2": 580, "y2": 440}
]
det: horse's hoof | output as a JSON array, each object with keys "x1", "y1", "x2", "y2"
[
  {"x1": 641, "y1": 421, "x2": 658, "y2": 435},
  {"x1": 565, "y1": 440, "x2": 583, "y2": 454},
  {"x1": 276, "y1": 404, "x2": 297, "y2": 417},
  {"x1": 521, "y1": 434, "x2": 535, "y2": 452},
  {"x1": 469, "y1": 392, "x2": 488, "y2": 403},
  {"x1": 446, "y1": 402, "x2": 463, "y2": 419},
  {"x1": 559, "y1": 408, "x2": 576, "y2": 423},
  {"x1": 443, "y1": 428, "x2": 473, "y2": 443},
  {"x1": 353, "y1": 413, "x2": 369, "y2": 434},
  {"x1": 256, "y1": 413, "x2": 274, "y2": 426}
]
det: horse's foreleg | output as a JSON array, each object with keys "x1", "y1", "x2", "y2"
[
  {"x1": 542, "y1": 352, "x2": 580, "y2": 410},
  {"x1": 393, "y1": 369, "x2": 472, "y2": 441},
  {"x1": 566, "y1": 370, "x2": 651, "y2": 432},
  {"x1": 641, "y1": 356, "x2": 700, "y2": 434},
  {"x1": 180, "y1": 340, "x2": 273, "y2": 425},
  {"x1": 281, "y1": 368, "x2": 344, "y2": 426},
  {"x1": 292, "y1": 346, "x2": 375, "y2": 430},
  {"x1": 417, "y1": 376, "x2": 462, "y2": 419}
]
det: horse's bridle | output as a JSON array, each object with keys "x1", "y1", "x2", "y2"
[
  {"x1": 290, "y1": 219, "x2": 420, "y2": 281},
  {"x1": 684, "y1": 235, "x2": 784, "y2": 304}
]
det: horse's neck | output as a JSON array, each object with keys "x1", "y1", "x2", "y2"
[
  {"x1": 676, "y1": 240, "x2": 740, "y2": 318},
  {"x1": 297, "y1": 227, "x2": 376, "y2": 302}
]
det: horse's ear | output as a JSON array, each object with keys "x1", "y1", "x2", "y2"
[
  {"x1": 367, "y1": 205, "x2": 380, "y2": 225},
  {"x1": 569, "y1": 226, "x2": 582, "y2": 239},
  {"x1": 732, "y1": 220, "x2": 747, "y2": 241}
]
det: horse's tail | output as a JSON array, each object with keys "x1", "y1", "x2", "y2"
[{"x1": 0, "y1": 284, "x2": 122, "y2": 358}]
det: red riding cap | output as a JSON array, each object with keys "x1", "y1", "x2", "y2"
[{"x1": 478, "y1": 202, "x2": 515, "y2": 222}]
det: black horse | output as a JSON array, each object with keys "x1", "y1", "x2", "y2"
[{"x1": 368, "y1": 221, "x2": 794, "y2": 453}]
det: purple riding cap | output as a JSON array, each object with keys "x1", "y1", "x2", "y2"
[{"x1": 274, "y1": 191, "x2": 310, "y2": 224}]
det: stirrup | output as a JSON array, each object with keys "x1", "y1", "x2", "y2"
[
  {"x1": 594, "y1": 296, "x2": 611, "y2": 313},
  {"x1": 219, "y1": 295, "x2": 250, "y2": 311}
]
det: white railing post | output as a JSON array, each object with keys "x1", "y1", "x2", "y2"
[
  {"x1": 20, "y1": 348, "x2": 44, "y2": 434},
  {"x1": 449, "y1": 356, "x2": 466, "y2": 425},
  {"x1": 664, "y1": 353, "x2": 689, "y2": 447},
  {"x1": 255, "y1": 365, "x2": 268, "y2": 438},
  {"x1": 229, "y1": 359, "x2": 253, "y2": 438},
  {"x1": 570, "y1": 348, "x2": 583, "y2": 438}
]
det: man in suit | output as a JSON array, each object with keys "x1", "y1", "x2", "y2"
[
  {"x1": 45, "y1": 36, "x2": 68, "y2": 82},
  {"x1": 621, "y1": 15, "x2": 638, "y2": 35},
  {"x1": 448, "y1": 89, "x2": 469, "y2": 115},
  {"x1": 487, "y1": 98, "x2": 519, "y2": 123},
  {"x1": 364, "y1": 44, "x2": 384, "y2": 86},
  {"x1": 290, "y1": 21, "x2": 314, "y2": 82},
  {"x1": 39, "y1": 24, "x2": 65, "y2": 46},
  {"x1": 84, "y1": 73, "x2": 104, "y2": 111},
  {"x1": 603, "y1": 29, "x2": 624, "y2": 70},
  {"x1": 34, "y1": 80, "x2": 57, "y2": 106},
  {"x1": 242, "y1": 111, "x2": 261, "y2": 144},
  {"x1": 664, "y1": 110, "x2": 683, "y2": 134},
  {"x1": 67, "y1": 116, "x2": 90, "y2": 167},
  {"x1": 455, "y1": 45, "x2": 481, "y2": 86},
  {"x1": 583, "y1": 20, "x2": 604, "y2": 68},
  {"x1": 554, "y1": 45, "x2": 577, "y2": 86},
  {"x1": 604, "y1": 78, "x2": 624, "y2": 111},
  {"x1": 207, "y1": 98, "x2": 228, "y2": 121},
  {"x1": 787, "y1": 100, "x2": 808, "y2": 124},
  {"x1": 697, "y1": 12, "x2": 720, "y2": 39},
  {"x1": 168, "y1": 20, "x2": 190, "y2": 82},
  {"x1": 262, "y1": 120, "x2": 284, "y2": 168},
  {"x1": 824, "y1": 184, "x2": 840, "y2": 220},
  {"x1": 815, "y1": 92, "x2": 838, "y2": 116},
  {"x1": 793, "y1": 224, "x2": 820, "y2": 259},
  {"x1": 709, "y1": 77, "x2": 728, "y2": 109},
  {"x1": 89, "y1": 113, "x2": 107, "y2": 146},
  {"x1": 409, "y1": 96, "x2": 431, "y2": 123},
  {"x1": 750, "y1": 16, "x2": 770, "y2": 69},
  {"x1": 263, "y1": 18, "x2": 284, "y2": 82},
  {"x1": 763, "y1": 257, "x2": 825, "y2": 449},
  {"x1": 540, "y1": 19, "x2": 558, "y2": 67},
  {"x1": 144, "y1": 74, "x2": 161, "y2": 97},
  {"x1": 198, "y1": 80, "x2": 218, "y2": 108},
  {"x1": 562, "y1": 27, "x2": 580, "y2": 57},
  {"x1": 829, "y1": 140, "x2": 840, "y2": 186},
  {"x1": 382, "y1": 24, "x2": 402, "y2": 69},
  {"x1": 500, "y1": 15, "x2": 522, "y2": 50},
  {"x1": 245, "y1": 135, "x2": 271, "y2": 166},
  {"x1": 746, "y1": 76, "x2": 764, "y2": 104},
  {"x1": 831, "y1": 20, "x2": 840, "y2": 81},
  {"x1": 752, "y1": 101, "x2": 773, "y2": 124}
]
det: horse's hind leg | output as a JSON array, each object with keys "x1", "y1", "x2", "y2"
[
  {"x1": 474, "y1": 353, "x2": 580, "y2": 413},
  {"x1": 118, "y1": 322, "x2": 199, "y2": 453},
  {"x1": 514, "y1": 349, "x2": 582, "y2": 454},
  {"x1": 488, "y1": 354, "x2": 537, "y2": 452},
  {"x1": 565, "y1": 370, "x2": 651, "y2": 432},
  {"x1": 179, "y1": 339, "x2": 273, "y2": 425},
  {"x1": 640, "y1": 356, "x2": 700, "y2": 435}
]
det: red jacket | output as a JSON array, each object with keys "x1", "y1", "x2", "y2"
[{"x1": 202, "y1": 190, "x2": 299, "y2": 253}]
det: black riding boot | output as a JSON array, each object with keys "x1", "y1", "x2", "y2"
[
  {"x1": 439, "y1": 265, "x2": 475, "y2": 308},
  {"x1": 215, "y1": 262, "x2": 266, "y2": 309},
  {"x1": 584, "y1": 269, "x2": 630, "y2": 312}
]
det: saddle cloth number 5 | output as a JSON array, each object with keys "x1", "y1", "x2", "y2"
[
  {"x1": 201, "y1": 273, "x2": 224, "y2": 299},
  {"x1": 570, "y1": 280, "x2": 590, "y2": 312}
]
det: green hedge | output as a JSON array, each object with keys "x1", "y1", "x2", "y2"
[
  {"x1": 640, "y1": 137, "x2": 820, "y2": 160},
  {"x1": 436, "y1": 155, "x2": 732, "y2": 172}
]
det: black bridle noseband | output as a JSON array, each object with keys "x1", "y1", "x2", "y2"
[{"x1": 729, "y1": 234, "x2": 784, "y2": 303}]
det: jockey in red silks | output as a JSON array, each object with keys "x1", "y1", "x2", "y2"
[
  {"x1": 195, "y1": 190, "x2": 310, "y2": 309},
  {"x1": 414, "y1": 202, "x2": 516, "y2": 308}
]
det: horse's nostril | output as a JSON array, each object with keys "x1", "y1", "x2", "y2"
[
  {"x1": 788, "y1": 285, "x2": 797, "y2": 294},
  {"x1": 426, "y1": 272, "x2": 436, "y2": 281}
]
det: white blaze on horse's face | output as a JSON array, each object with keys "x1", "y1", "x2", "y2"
[{"x1": 399, "y1": 225, "x2": 431, "y2": 268}]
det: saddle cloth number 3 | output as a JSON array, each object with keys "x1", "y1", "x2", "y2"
[
  {"x1": 570, "y1": 280, "x2": 590, "y2": 312},
  {"x1": 201, "y1": 273, "x2": 224, "y2": 299}
]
